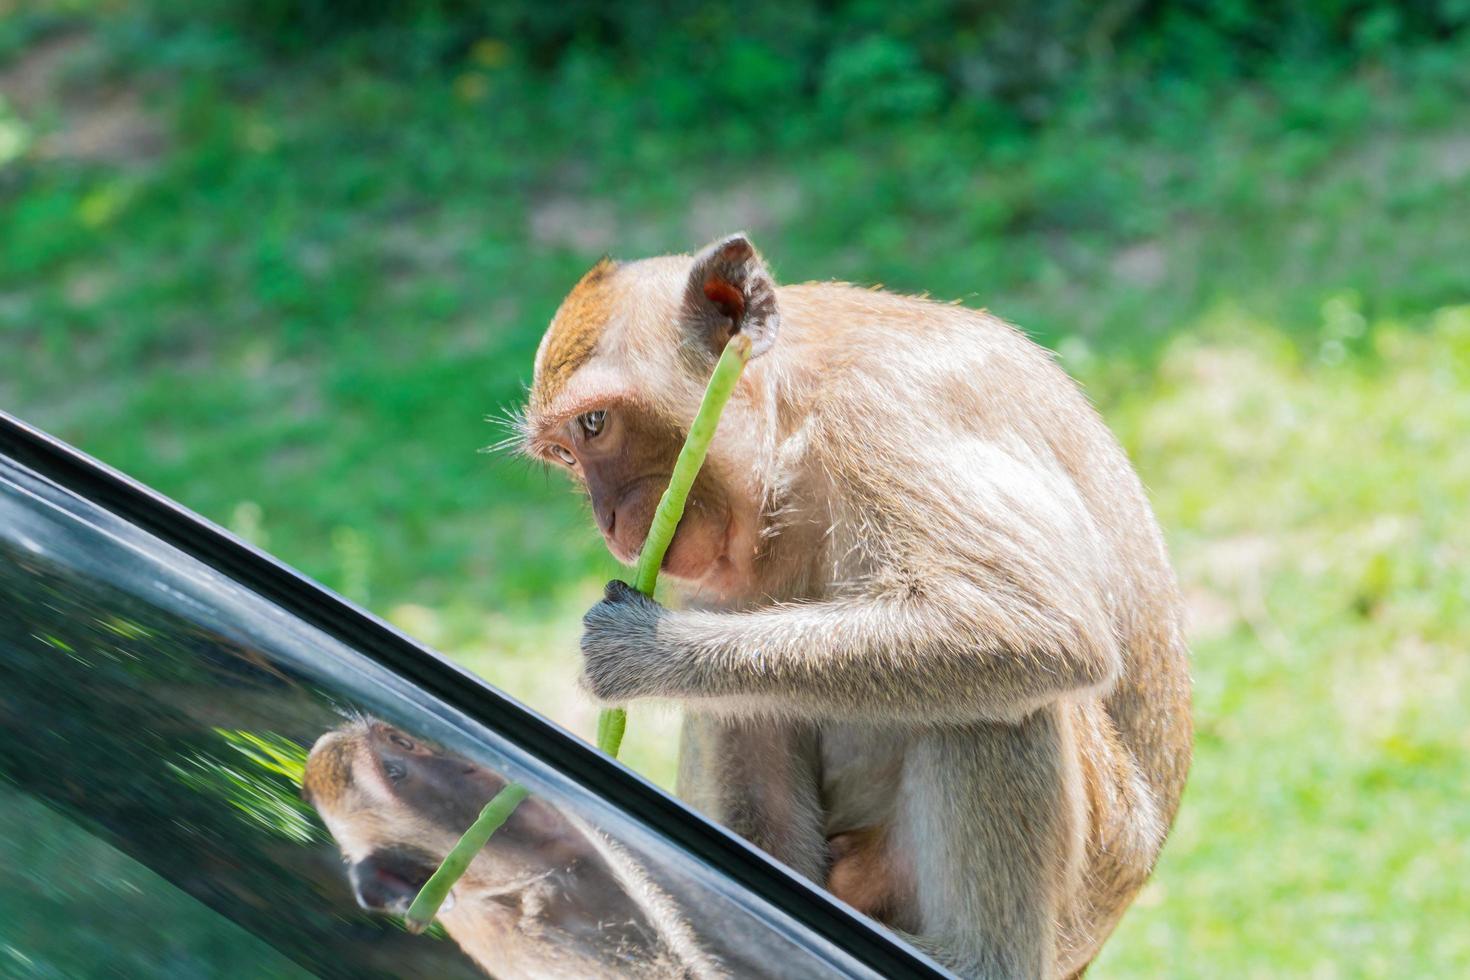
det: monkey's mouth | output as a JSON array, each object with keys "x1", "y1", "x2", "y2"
[
  {"x1": 350, "y1": 846, "x2": 456, "y2": 916},
  {"x1": 648, "y1": 499, "x2": 734, "y2": 579}
]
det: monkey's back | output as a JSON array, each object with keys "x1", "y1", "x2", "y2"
[{"x1": 777, "y1": 282, "x2": 1193, "y2": 950}]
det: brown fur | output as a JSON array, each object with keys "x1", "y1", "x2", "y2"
[
  {"x1": 532, "y1": 257, "x2": 619, "y2": 414},
  {"x1": 300, "y1": 731, "x2": 355, "y2": 810},
  {"x1": 826, "y1": 826, "x2": 907, "y2": 924},
  {"x1": 522, "y1": 234, "x2": 1192, "y2": 978}
]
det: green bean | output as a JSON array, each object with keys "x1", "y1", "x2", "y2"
[{"x1": 405, "y1": 334, "x2": 753, "y2": 933}]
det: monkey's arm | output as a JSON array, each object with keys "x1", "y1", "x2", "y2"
[{"x1": 580, "y1": 578, "x2": 1120, "y2": 725}]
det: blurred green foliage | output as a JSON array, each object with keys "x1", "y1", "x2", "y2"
[
  {"x1": 93, "y1": 0, "x2": 1470, "y2": 123},
  {"x1": 167, "y1": 729, "x2": 318, "y2": 844},
  {"x1": 2, "y1": 2, "x2": 1469, "y2": 975}
]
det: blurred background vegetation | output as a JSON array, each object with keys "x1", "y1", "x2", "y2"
[{"x1": 2, "y1": 1, "x2": 1468, "y2": 975}]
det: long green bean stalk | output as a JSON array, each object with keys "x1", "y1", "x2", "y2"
[{"x1": 405, "y1": 333, "x2": 754, "y2": 934}]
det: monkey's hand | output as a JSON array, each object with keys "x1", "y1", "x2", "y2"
[{"x1": 579, "y1": 580, "x2": 674, "y2": 704}]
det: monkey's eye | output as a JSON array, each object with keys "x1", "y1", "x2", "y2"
[
  {"x1": 383, "y1": 760, "x2": 407, "y2": 783},
  {"x1": 550, "y1": 445, "x2": 576, "y2": 467},
  {"x1": 388, "y1": 733, "x2": 415, "y2": 751},
  {"x1": 578, "y1": 410, "x2": 606, "y2": 438}
]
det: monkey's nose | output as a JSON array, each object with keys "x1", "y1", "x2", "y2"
[{"x1": 596, "y1": 504, "x2": 616, "y2": 539}]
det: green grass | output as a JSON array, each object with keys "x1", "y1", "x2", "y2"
[
  {"x1": 3, "y1": 10, "x2": 1469, "y2": 976},
  {"x1": 1096, "y1": 309, "x2": 1470, "y2": 976}
]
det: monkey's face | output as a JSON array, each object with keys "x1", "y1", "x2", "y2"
[
  {"x1": 539, "y1": 400, "x2": 744, "y2": 588},
  {"x1": 522, "y1": 238, "x2": 781, "y2": 598},
  {"x1": 302, "y1": 720, "x2": 584, "y2": 919}
]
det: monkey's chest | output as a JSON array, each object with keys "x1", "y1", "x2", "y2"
[{"x1": 817, "y1": 724, "x2": 908, "y2": 835}]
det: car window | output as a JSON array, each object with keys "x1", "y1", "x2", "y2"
[
  {"x1": 0, "y1": 415, "x2": 946, "y2": 980},
  {"x1": 0, "y1": 787, "x2": 312, "y2": 980}
]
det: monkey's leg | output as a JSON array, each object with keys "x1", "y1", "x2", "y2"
[
  {"x1": 897, "y1": 705, "x2": 1085, "y2": 980},
  {"x1": 676, "y1": 712, "x2": 828, "y2": 884}
]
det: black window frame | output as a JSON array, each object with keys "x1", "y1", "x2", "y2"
[{"x1": 0, "y1": 410, "x2": 952, "y2": 980}]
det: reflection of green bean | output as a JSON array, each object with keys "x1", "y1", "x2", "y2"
[
  {"x1": 405, "y1": 334, "x2": 753, "y2": 934},
  {"x1": 405, "y1": 783, "x2": 528, "y2": 933}
]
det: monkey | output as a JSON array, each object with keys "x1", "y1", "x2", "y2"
[
  {"x1": 517, "y1": 233, "x2": 1193, "y2": 978},
  {"x1": 302, "y1": 718, "x2": 723, "y2": 979}
]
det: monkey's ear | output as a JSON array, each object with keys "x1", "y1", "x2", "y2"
[
  {"x1": 682, "y1": 232, "x2": 780, "y2": 358},
  {"x1": 348, "y1": 848, "x2": 450, "y2": 916}
]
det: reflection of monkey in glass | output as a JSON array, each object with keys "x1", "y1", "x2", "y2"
[
  {"x1": 302, "y1": 720, "x2": 719, "y2": 979},
  {"x1": 521, "y1": 234, "x2": 1193, "y2": 977}
]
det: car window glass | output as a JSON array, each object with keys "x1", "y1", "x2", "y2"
[
  {"x1": 0, "y1": 787, "x2": 312, "y2": 979},
  {"x1": 0, "y1": 441, "x2": 933, "y2": 979}
]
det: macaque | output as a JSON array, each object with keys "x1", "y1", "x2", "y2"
[
  {"x1": 519, "y1": 234, "x2": 1193, "y2": 978},
  {"x1": 302, "y1": 718, "x2": 720, "y2": 979}
]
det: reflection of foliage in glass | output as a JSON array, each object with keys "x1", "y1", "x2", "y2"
[
  {"x1": 37, "y1": 633, "x2": 75, "y2": 653},
  {"x1": 168, "y1": 729, "x2": 317, "y2": 844},
  {"x1": 98, "y1": 615, "x2": 152, "y2": 640},
  {"x1": 216, "y1": 728, "x2": 308, "y2": 788}
]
